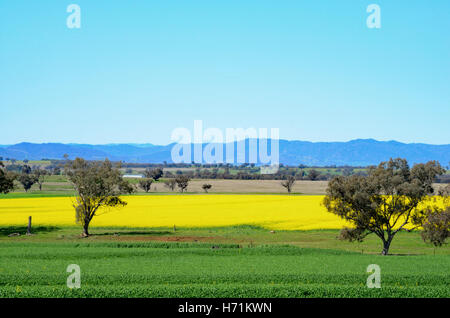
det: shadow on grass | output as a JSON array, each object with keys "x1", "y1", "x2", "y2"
[
  {"x1": 93, "y1": 230, "x2": 173, "y2": 236},
  {"x1": 0, "y1": 226, "x2": 60, "y2": 236}
]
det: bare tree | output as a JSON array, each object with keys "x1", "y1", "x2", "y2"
[{"x1": 281, "y1": 176, "x2": 296, "y2": 193}]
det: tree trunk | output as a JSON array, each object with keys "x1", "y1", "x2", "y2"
[
  {"x1": 82, "y1": 222, "x2": 90, "y2": 237},
  {"x1": 381, "y1": 237, "x2": 393, "y2": 255}
]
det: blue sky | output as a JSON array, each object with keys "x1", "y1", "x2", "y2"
[{"x1": 1, "y1": 0, "x2": 449, "y2": 145}]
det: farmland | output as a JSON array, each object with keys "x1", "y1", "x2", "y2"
[
  {"x1": 0, "y1": 195, "x2": 347, "y2": 230},
  {"x1": 0, "y1": 172, "x2": 449, "y2": 298},
  {"x1": 0, "y1": 191, "x2": 449, "y2": 298},
  {"x1": 0, "y1": 241, "x2": 448, "y2": 298}
]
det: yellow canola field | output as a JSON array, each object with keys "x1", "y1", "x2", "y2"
[{"x1": 0, "y1": 195, "x2": 348, "y2": 230}]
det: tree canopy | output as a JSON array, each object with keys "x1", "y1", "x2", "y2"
[
  {"x1": 323, "y1": 158, "x2": 444, "y2": 255},
  {"x1": 0, "y1": 162, "x2": 15, "y2": 194},
  {"x1": 65, "y1": 158, "x2": 134, "y2": 236}
]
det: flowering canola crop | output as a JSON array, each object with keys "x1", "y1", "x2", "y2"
[{"x1": 0, "y1": 195, "x2": 349, "y2": 230}]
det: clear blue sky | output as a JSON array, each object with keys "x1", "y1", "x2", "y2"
[{"x1": 1, "y1": 0, "x2": 449, "y2": 145}]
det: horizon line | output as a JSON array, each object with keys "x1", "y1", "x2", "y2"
[{"x1": 1, "y1": 138, "x2": 450, "y2": 147}]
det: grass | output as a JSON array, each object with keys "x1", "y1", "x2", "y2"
[
  {"x1": 1, "y1": 225, "x2": 449, "y2": 255},
  {"x1": 0, "y1": 239, "x2": 448, "y2": 298}
]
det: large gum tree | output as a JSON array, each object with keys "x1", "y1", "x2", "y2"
[
  {"x1": 323, "y1": 158, "x2": 444, "y2": 255},
  {"x1": 65, "y1": 158, "x2": 134, "y2": 237}
]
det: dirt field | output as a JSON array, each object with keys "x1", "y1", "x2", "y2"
[
  {"x1": 157, "y1": 180, "x2": 446, "y2": 195},
  {"x1": 10, "y1": 175, "x2": 446, "y2": 196},
  {"x1": 175, "y1": 179, "x2": 329, "y2": 194}
]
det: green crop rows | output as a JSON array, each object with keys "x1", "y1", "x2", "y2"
[{"x1": 0, "y1": 242, "x2": 448, "y2": 298}]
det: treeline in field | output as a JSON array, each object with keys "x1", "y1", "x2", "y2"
[{"x1": 2, "y1": 156, "x2": 449, "y2": 183}]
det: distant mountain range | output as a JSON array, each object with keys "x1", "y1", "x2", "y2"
[{"x1": 0, "y1": 139, "x2": 449, "y2": 167}]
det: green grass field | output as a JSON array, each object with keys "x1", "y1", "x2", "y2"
[
  {"x1": 0, "y1": 226, "x2": 449, "y2": 298},
  {"x1": 1, "y1": 241, "x2": 448, "y2": 298}
]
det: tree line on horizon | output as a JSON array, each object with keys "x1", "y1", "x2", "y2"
[{"x1": 2, "y1": 156, "x2": 450, "y2": 183}]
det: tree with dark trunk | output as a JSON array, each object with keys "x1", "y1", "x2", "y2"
[
  {"x1": 18, "y1": 174, "x2": 37, "y2": 192},
  {"x1": 281, "y1": 176, "x2": 296, "y2": 193},
  {"x1": 138, "y1": 178, "x2": 153, "y2": 193},
  {"x1": 65, "y1": 158, "x2": 135, "y2": 237},
  {"x1": 308, "y1": 169, "x2": 320, "y2": 181},
  {"x1": 175, "y1": 176, "x2": 190, "y2": 193},
  {"x1": 33, "y1": 168, "x2": 49, "y2": 191},
  {"x1": 323, "y1": 158, "x2": 444, "y2": 255},
  {"x1": 144, "y1": 168, "x2": 163, "y2": 181},
  {"x1": 202, "y1": 183, "x2": 212, "y2": 193}
]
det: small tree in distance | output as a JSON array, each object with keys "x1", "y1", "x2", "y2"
[
  {"x1": 308, "y1": 169, "x2": 320, "y2": 181},
  {"x1": 175, "y1": 176, "x2": 190, "y2": 193},
  {"x1": 33, "y1": 168, "x2": 49, "y2": 191},
  {"x1": 202, "y1": 184, "x2": 212, "y2": 193},
  {"x1": 65, "y1": 158, "x2": 135, "y2": 237},
  {"x1": 0, "y1": 161, "x2": 15, "y2": 194},
  {"x1": 421, "y1": 208, "x2": 450, "y2": 249},
  {"x1": 323, "y1": 158, "x2": 444, "y2": 255},
  {"x1": 144, "y1": 168, "x2": 163, "y2": 181},
  {"x1": 281, "y1": 176, "x2": 296, "y2": 193},
  {"x1": 18, "y1": 174, "x2": 37, "y2": 192},
  {"x1": 421, "y1": 185, "x2": 450, "y2": 249},
  {"x1": 139, "y1": 178, "x2": 153, "y2": 193},
  {"x1": 164, "y1": 179, "x2": 176, "y2": 191}
]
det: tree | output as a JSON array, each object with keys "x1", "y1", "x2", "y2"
[
  {"x1": 164, "y1": 179, "x2": 176, "y2": 191},
  {"x1": 421, "y1": 184, "x2": 450, "y2": 248},
  {"x1": 281, "y1": 176, "x2": 296, "y2": 193},
  {"x1": 202, "y1": 183, "x2": 212, "y2": 193},
  {"x1": 308, "y1": 169, "x2": 320, "y2": 181},
  {"x1": 144, "y1": 168, "x2": 163, "y2": 181},
  {"x1": 175, "y1": 176, "x2": 190, "y2": 193},
  {"x1": 421, "y1": 207, "x2": 450, "y2": 248},
  {"x1": 21, "y1": 164, "x2": 32, "y2": 175},
  {"x1": 65, "y1": 158, "x2": 135, "y2": 237},
  {"x1": 18, "y1": 174, "x2": 37, "y2": 192},
  {"x1": 52, "y1": 167, "x2": 61, "y2": 175},
  {"x1": 323, "y1": 158, "x2": 444, "y2": 255},
  {"x1": 0, "y1": 162, "x2": 15, "y2": 194},
  {"x1": 33, "y1": 168, "x2": 49, "y2": 191},
  {"x1": 138, "y1": 178, "x2": 153, "y2": 193}
]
